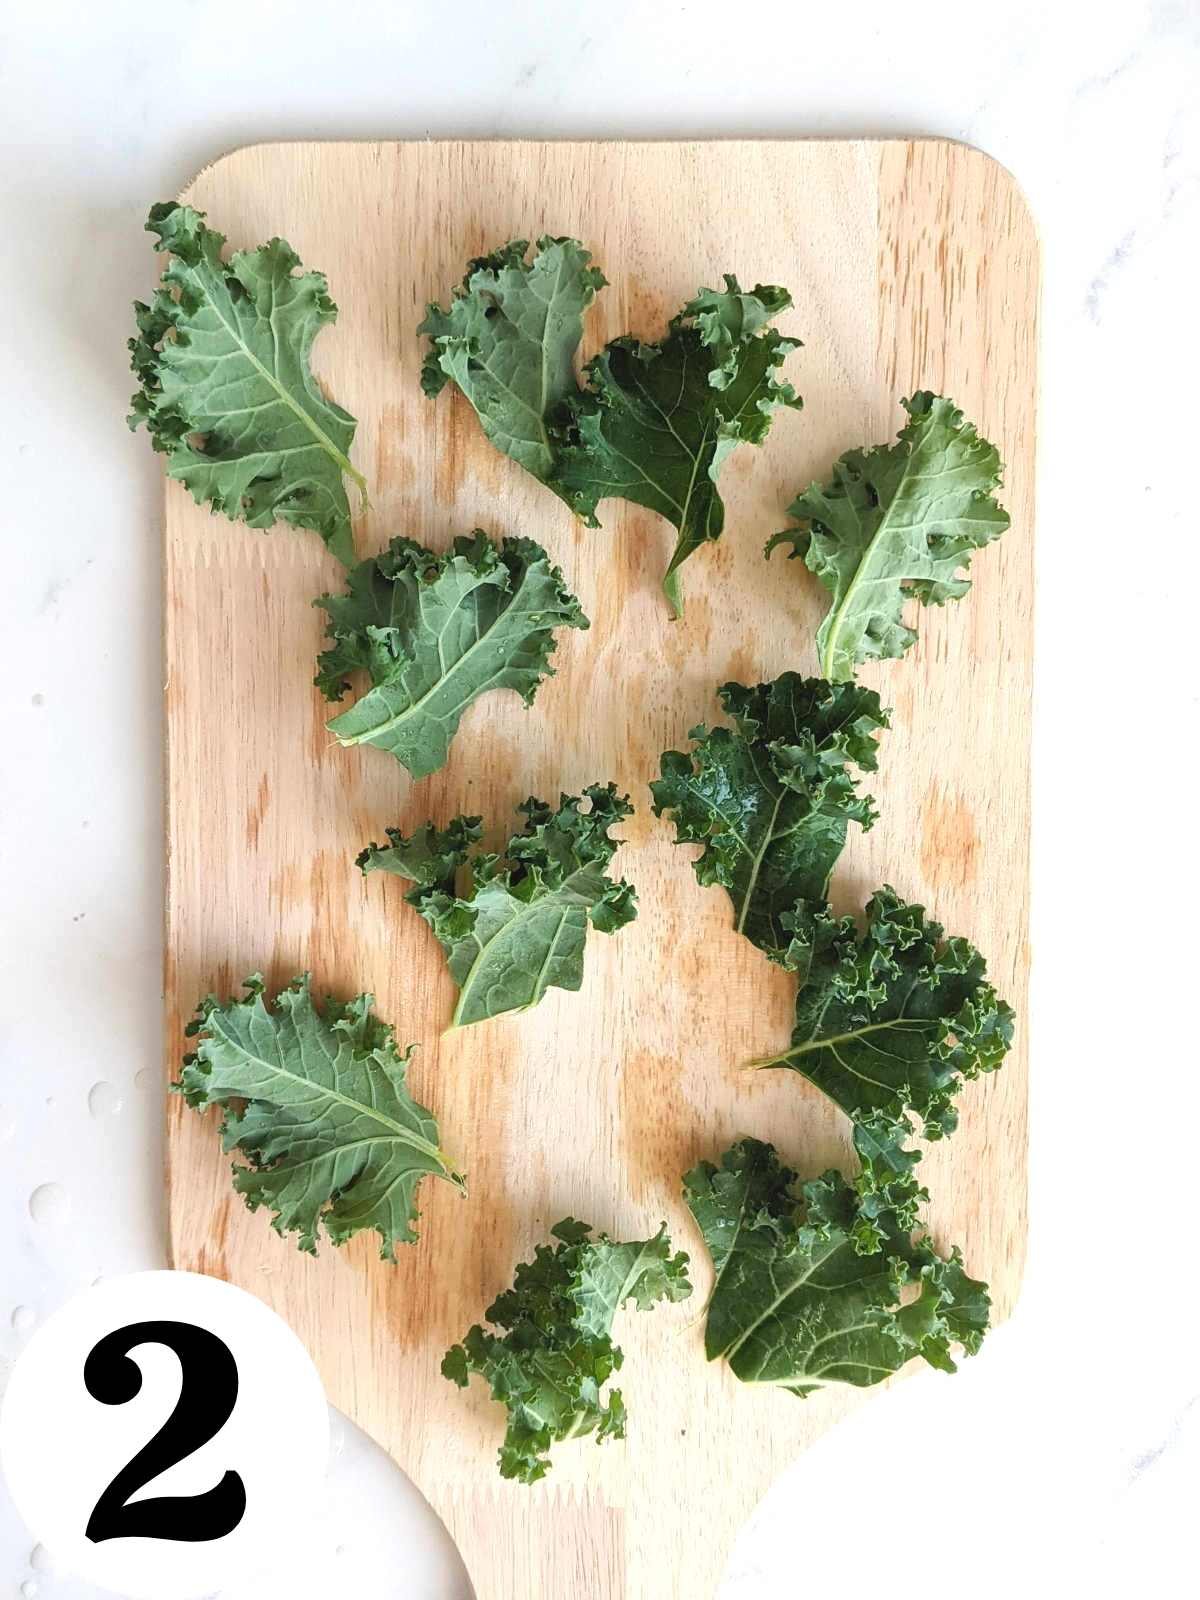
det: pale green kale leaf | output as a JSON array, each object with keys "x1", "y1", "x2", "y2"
[
  {"x1": 443, "y1": 1219, "x2": 691, "y2": 1483},
  {"x1": 684, "y1": 1137, "x2": 988, "y2": 1397},
  {"x1": 129, "y1": 203, "x2": 365, "y2": 565},
  {"x1": 358, "y1": 786, "x2": 637, "y2": 1027},
  {"x1": 419, "y1": 236, "x2": 606, "y2": 483},
  {"x1": 177, "y1": 974, "x2": 464, "y2": 1260},
  {"x1": 651, "y1": 674, "x2": 887, "y2": 964},
  {"x1": 769, "y1": 393, "x2": 1009, "y2": 681},
  {"x1": 554, "y1": 277, "x2": 801, "y2": 616},
  {"x1": 316, "y1": 532, "x2": 587, "y2": 779}
]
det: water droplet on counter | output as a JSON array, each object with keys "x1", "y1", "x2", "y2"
[
  {"x1": 135, "y1": 1067, "x2": 158, "y2": 1091},
  {"x1": 31, "y1": 693, "x2": 44, "y2": 707},
  {"x1": 20, "y1": 1579, "x2": 38, "y2": 1597},
  {"x1": 0, "y1": 1105, "x2": 15, "y2": 1143},
  {"x1": 29, "y1": 1545, "x2": 56, "y2": 1573},
  {"x1": 44, "y1": 1096, "x2": 56, "y2": 1109},
  {"x1": 29, "y1": 1183, "x2": 70, "y2": 1227},
  {"x1": 11, "y1": 1306, "x2": 35, "y2": 1334},
  {"x1": 88, "y1": 1081, "x2": 124, "y2": 1118}
]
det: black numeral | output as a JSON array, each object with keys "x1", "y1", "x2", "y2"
[{"x1": 84, "y1": 1319, "x2": 246, "y2": 1543}]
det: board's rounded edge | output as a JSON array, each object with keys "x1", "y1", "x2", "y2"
[
  {"x1": 905, "y1": 135, "x2": 1042, "y2": 253},
  {"x1": 176, "y1": 139, "x2": 338, "y2": 204}
]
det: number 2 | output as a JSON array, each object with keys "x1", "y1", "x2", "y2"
[{"x1": 83, "y1": 1320, "x2": 246, "y2": 1543}]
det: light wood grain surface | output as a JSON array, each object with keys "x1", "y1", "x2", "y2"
[{"x1": 164, "y1": 139, "x2": 1037, "y2": 1600}]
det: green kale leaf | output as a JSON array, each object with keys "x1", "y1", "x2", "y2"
[
  {"x1": 756, "y1": 887, "x2": 1014, "y2": 1143},
  {"x1": 419, "y1": 236, "x2": 606, "y2": 484},
  {"x1": 421, "y1": 248, "x2": 800, "y2": 619},
  {"x1": 768, "y1": 393, "x2": 1009, "y2": 681},
  {"x1": 358, "y1": 785, "x2": 637, "y2": 1027},
  {"x1": 443, "y1": 1219, "x2": 691, "y2": 1483},
  {"x1": 315, "y1": 532, "x2": 587, "y2": 779},
  {"x1": 554, "y1": 278, "x2": 801, "y2": 616},
  {"x1": 650, "y1": 675, "x2": 887, "y2": 964},
  {"x1": 129, "y1": 202, "x2": 366, "y2": 566},
  {"x1": 177, "y1": 974, "x2": 464, "y2": 1260},
  {"x1": 684, "y1": 1137, "x2": 988, "y2": 1397}
]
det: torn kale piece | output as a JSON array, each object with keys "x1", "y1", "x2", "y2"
[
  {"x1": 358, "y1": 786, "x2": 637, "y2": 1027},
  {"x1": 443, "y1": 1219, "x2": 691, "y2": 1482},
  {"x1": 316, "y1": 532, "x2": 587, "y2": 779},
  {"x1": 651, "y1": 675, "x2": 886, "y2": 963},
  {"x1": 769, "y1": 393, "x2": 1008, "y2": 682},
  {"x1": 130, "y1": 202, "x2": 365, "y2": 565},
  {"x1": 178, "y1": 974, "x2": 463, "y2": 1260},
  {"x1": 685, "y1": 1137, "x2": 988, "y2": 1397}
]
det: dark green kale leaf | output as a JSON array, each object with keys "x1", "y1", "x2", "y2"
[
  {"x1": 756, "y1": 887, "x2": 1015, "y2": 1143},
  {"x1": 443, "y1": 1219, "x2": 692, "y2": 1483},
  {"x1": 315, "y1": 532, "x2": 587, "y2": 779},
  {"x1": 768, "y1": 393, "x2": 1008, "y2": 682},
  {"x1": 129, "y1": 202, "x2": 365, "y2": 566},
  {"x1": 848, "y1": 1114, "x2": 928, "y2": 1248},
  {"x1": 419, "y1": 236, "x2": 606, "y2": 484},
  {"x1": 358, "y1": 786, "x2": 637, "y2": 1027},
  {"x1": 554, "y1": 277, "x2": 801, "y2": 617},
  {"x1": 650, "y1": 675, "x2": 887, "y2": 964},
  {"x1": 177, "y1": 974, "x2": 464, "y2": 1260},
  {"x1": 684, "y1": 1137, "x2": 988, "y2": 1397}
]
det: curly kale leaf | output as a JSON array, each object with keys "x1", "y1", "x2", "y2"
[
  {"x1": 177, "y1": 974, "x2": 464, "y2": 1260},
  {"x1": 848, "y1": 1114, "x2": 929, "y2": 1248},
  {"x1": 419, "y1": 236, "x2": 606, "y2": 483},
  {"x1": 421, "y1": 250, "x2": 800, "y2": 619},
  {"x1": 443, "y1": 1219, "x2": 691, "y2": 1483},
  {"x1": 358, "y1": 786, "x2": 637, "y2": 1027},
  {"x1": 129, "y1": 202, "x2": 365, "y2": 566},
  {"x1": 684, "y1": 1138, "x2": 988, "y2": 1397},
  {"x1": 650, "y1": 675, "x2": 887, "y2": 964},
  {"x1": 554, "y1": 277, "x2": 801, "y2": 616},
  {"x1": 315, "y1": 532, "x2": 587, "y2": 779},
  {"x1": 756, "y1": 887, "x2": 1015, "y2": 1143},
  {"x1": 769, "y1": 393, "x2": 1009, "y2": 681}
]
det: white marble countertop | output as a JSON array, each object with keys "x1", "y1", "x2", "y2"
[{"x1": 2, "y1": 2, "x2": 1197, "y2": 1595}]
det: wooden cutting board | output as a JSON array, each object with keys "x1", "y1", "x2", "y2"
[{"x1": 164, "y1": 139, "x2": 1037, "y2": 1600}]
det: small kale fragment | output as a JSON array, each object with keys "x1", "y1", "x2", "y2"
[
  {"x1": 443, "y1": 1219, "x2": 692, "y2": 1483},
  {"x1": 756, "y1": 887, "x2": 1014, "y2": 1143},
  {"x1": 316, "y1": 532, "x2": 587, "y2": 779},
  {"x1": 555, "y1": 277, "x2": 801, "y2": 616},
  {"x1": 684, "y1": 1137, "x2": 988, "y2": 1397},
  {"x1": 419, "y1": 236, "x2": 606, "y2": 484},
  {"x1": 650, "y1": 675, "x2": 887, "y2": 964},
  {"x1": 177, "y1": 974, "x2": 464, "y2": 1260},
  {"x1": 358, "y1": 785, "x2": 637, "y2": 1027},
  {"x1": 129, "y1": 202, "x2": 366, "y2": 566},
  {"x1": 769, "y1": 393, "x2": 1009, "y2": 681}
]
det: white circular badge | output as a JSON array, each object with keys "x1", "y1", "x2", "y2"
[{"x1": 0, "y1": 1271, "x2": 329, "y2": 1599}]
